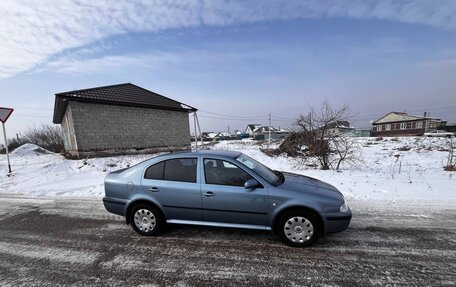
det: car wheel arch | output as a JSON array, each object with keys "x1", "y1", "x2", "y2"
[
  {"x1": 272, "y1": 206, "x2": 324, "y2": 235},
  {"x1": 125, "y1": 199, "x2": 166, "y2": 225}
]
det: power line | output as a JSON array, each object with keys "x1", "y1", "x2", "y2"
[
  {"x1": 272, "y1": 116, "x2": 295, "y2": 121},
  {"x1": 198, "y1": 109, "x2": 268, "y2": 119},
  {"x1": 198, "y1": 115, "x2": 269, "y2": 121}
]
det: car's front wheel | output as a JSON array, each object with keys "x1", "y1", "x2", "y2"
[
  {"x1": 278, "y1": 211, "x2": 320, "y2": 247},
  {"x1": 130, "y1": 204, "x2": 164, "y2": 236}
]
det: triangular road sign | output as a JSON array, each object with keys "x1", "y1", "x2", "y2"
[{"x1": 0, "y1": 107, "x2": 14, "y2": 123}]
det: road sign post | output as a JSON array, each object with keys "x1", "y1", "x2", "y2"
[
  {"x1": 0, "y1": 107, "x2": 14, "y2": 173},
  {"x1": 2, "y1": 122, "x2": 11, "y2": 173}
]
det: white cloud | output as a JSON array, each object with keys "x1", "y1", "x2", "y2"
[
  {"x1": 36, "y1": 47, "x2": 280, "y2": 76},
  {"x1": 37, "y1": 52, "x2": 180, "y2": 75},
  {"x1": 0, "y1": 0, "x2": 455, "y2": 79}
]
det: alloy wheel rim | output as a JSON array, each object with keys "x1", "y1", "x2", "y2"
[
  {"x1": 284, "y1": 216, "x2": 314, "y2": 243},
  {"x1": 134, "y1": 209, "x2": 156, "y2": 232}
]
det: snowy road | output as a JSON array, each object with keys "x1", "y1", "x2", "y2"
[{"x1": 0, "y1": 194, "x2": 455, "y2": 286}]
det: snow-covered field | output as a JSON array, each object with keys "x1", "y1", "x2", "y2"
[{"x1": 0, "y1": 138, "x2": 455, "y2": 208}]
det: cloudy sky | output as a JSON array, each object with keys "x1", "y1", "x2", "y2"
[{"x1": 1, "y1": 0, "x2": 456, "y2": 136}]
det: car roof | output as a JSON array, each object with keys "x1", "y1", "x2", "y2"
[{"x1": 161, "y1": 150, "x2": 242, "y2": 159}]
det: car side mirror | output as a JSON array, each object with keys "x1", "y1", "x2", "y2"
[{"x1": 244, "y1": 179, "x2": 259, "y2": 189}]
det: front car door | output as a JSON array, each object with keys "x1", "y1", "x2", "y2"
[
  {"x1": 141, "y1": 157, "x2": 202, "y2": 221},
  {"x1": 201, "y1": 157, "x2": 268, "y2": 227}
]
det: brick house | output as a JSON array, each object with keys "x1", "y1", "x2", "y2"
[
  {"x1": 372, "y1": 112, "x2": 446, "y2": 137},
  {"x1": 52, "y1": 83, "x2": 196, "y2": 157}
]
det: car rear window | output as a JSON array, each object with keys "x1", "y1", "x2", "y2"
[{"x1": 144, "y1": 161, "x2": 164, "y2": 180}]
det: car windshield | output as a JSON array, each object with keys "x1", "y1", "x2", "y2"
[{"x1": 235, "y1": 153, "x2": 282, "y2": 186}]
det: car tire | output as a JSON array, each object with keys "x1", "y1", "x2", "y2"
[
  {"x1": 130, "y1": 204, "x2": 164, "y2": 236},
  {"x1": 278, "y1": 211, "x2": 320, "y2": 247}
]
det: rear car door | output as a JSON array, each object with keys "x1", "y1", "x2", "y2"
[
  {"x1": 201, "y1": 158, "x2": 268, "y2": 226},
  {"x1": 141, "y1": 157, "x2": 202, "y2": 221}
]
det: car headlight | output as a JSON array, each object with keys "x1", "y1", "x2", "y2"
[{"x1": 340, "y1": 203, "x2": 349, "y2": 213}]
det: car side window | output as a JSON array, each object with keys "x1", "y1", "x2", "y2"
[
  {"x1": 144, "y1": 161, "x2": 164, "y2": 180},
  {"x1": 204, "y1": 159, "x2": 253, "y2": 187},
  {"x1": 164, "y1": 158, "x2": 197, "y2": 183},
  {"x1": 144, "y1": 158, "x2": 197, "y2": 183}
]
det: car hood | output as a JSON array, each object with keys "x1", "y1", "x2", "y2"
[{"x1": 278, "y1": 172, "x2": 344, "y2": 200}]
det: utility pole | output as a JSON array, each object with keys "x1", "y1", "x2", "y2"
[
  {"x1": 193, "y1": 112, "x2": 198, "y2": 151},
  {"x1": 195, "y1": 112, "x2": 203, "y2": 147},
  {"x1": 268, "y1": 113, "x2": 271, "y2": 146}
]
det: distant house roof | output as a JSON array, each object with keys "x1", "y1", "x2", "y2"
[
  {"x1": 326, "y1": 120, "x2": 352, "y2": 129},
  {"x1": 202, "y1": 132, "x2": 218, "y2": 138},
  {"x1": 216, "y1": 132, "x2": 232, "y2": 137},
  {"x1": 53, "y1": 83, "x2": 197, "y2": 123},
  {"x1": 373, "y1": 112, "x2": 442, "y2": 125},
  {"x1": 253, "y1": 126, "x2": 283, "y2": 133},
  {"x1": 246, "y1": 124, "x2": 262, "y2": 131}
]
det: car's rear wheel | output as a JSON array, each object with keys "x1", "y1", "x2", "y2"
[
  {"x1": 278, "y1": 211, "x2": 320, "y2": 247},
  {"x1": 130, "y1": 204, "x2": 164, "y2": 236}
]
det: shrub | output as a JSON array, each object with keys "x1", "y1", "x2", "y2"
[
  {"x1": 0, "y1": 137, "x2": 27, "y2": 153},
  {"x1": 0, "y1": 125, "x2": 64, "y2": 154}
]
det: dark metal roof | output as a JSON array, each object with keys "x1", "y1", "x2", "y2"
[{"x1": 53, "y1": 83, "x2": 197, "y2": 123}]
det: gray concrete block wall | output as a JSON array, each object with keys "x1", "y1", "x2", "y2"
[
  {"x1": 61, "y1": 104, "x2": 79, "y2": 152},
  {"x1": 66, "y1": 101, "x2": 191, "y2": 151}
]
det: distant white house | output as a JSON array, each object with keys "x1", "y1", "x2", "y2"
[
  {"x1": 252, "y1": 126, "x2": 289, "y2": 140},
  {"x1": 233, "y1": 130, "x2": 244, "y2": 137},
  {"x1": 245, "y1": 124, "x2": 262, "y2": 137},
  {"x1": 215, "y1": 132, "x2": 233, "y2": 140},
  {"x1": 201, "y1": 132, "x2": 219, "y2": 141},
  {"x1": 326, "y1": 120, "x2": 355, "y2": 136}
]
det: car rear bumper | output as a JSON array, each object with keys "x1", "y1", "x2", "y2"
[
  {"x1": 322, "y1": 211, "x2": 352, "y2": 234},
  {"x1": 102, "y1": 197, "x2": 127, "y2": 216}
]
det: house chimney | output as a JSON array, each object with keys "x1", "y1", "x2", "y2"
[{"x1": 423, "y1": 112, "x2": 427, "y2": 118}]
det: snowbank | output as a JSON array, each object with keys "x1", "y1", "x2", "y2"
[{"x1": 11, "y1": 143, "x2": 53, "y2": 157}]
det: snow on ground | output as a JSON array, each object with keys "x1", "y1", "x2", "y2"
[
  {"x1": 212, "y1": 137, "x2": 456, "y2": 208},
  {"x1": 0, "y1": 138, "x2": 455, "y2": 208},
  {"x1": 0, "y1": 143, "x2": 154, "y2": 197}
]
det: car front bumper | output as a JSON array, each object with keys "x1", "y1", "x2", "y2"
[{"x1": 322, "y1": 210, "x2": 352, "y2": 234}]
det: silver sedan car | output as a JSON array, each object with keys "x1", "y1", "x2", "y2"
[{"x1": 103, "y1": 150, "x2": 351, "y2": 247}]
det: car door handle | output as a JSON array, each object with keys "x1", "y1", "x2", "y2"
[
  {"x1": 148, "y1": 187, "x2": 159, "y2": 192},
  {"x1": 203, "y1": 191, "x2": 215, "y2": 197}
]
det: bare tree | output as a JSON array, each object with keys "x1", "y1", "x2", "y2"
[
  {"x1": 295, "y1": 100, "x2": 351, "y2": 170},
  {"x1": 22, "y1": 125, "x2": 64, "y2": 153},
  {"x1": 331, "y1": 134, "x2": 363, "y2": 170}
]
